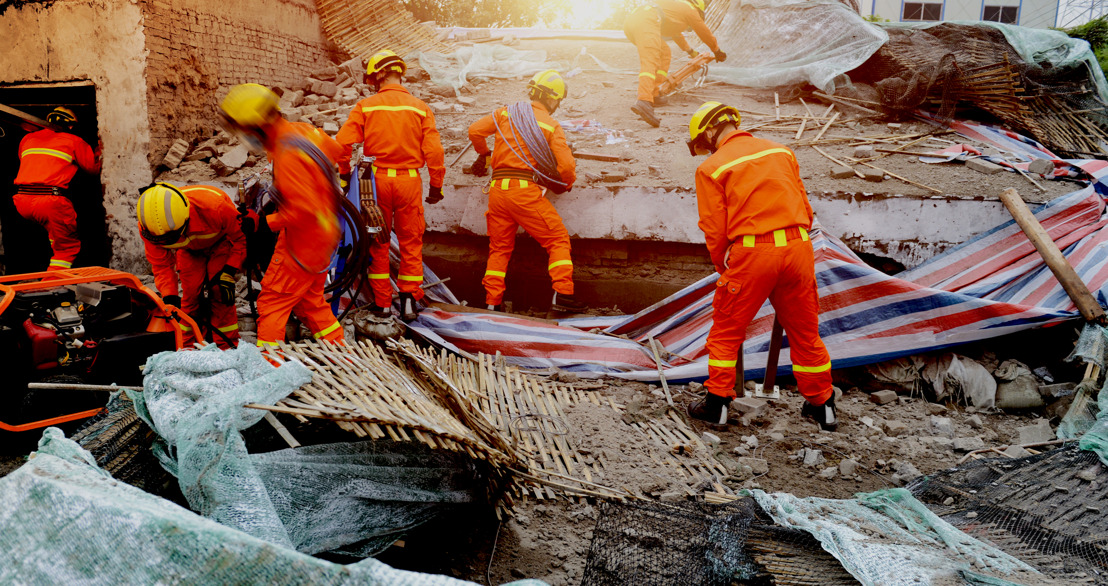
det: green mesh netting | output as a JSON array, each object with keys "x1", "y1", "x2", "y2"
[{"x1": 0, "y1": 429, "x2": 541, "y2": 585}]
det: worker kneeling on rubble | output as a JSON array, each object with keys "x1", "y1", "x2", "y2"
[
  {"x1": 623, "y1": 0, "x2": 725, "y2": 128},
  {"x1": 336, "y1": 49, "x2": 445, "y2": 322},
  {"x1": 686, "y1": 101, "x2": 837, "y2": 431},
  {"x1": 220, "y1": 83, "x2": 345, "y2": 348},
  {"x1": 466, "y1": 70, "x2": 586, "y2": 314},
  {"x1": 138, "y1": 183, "x2": 246, "y2": 349},
  {"x1": 13, "y1": 107, "x2": 102, "y2": 271}
]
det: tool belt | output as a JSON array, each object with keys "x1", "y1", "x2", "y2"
[
  {"x1": 16, "y1": 184, "x2": 64, "y2": 197},
  {"x1": 730, "y1": 226, "x2": 810, "y2": 249}
]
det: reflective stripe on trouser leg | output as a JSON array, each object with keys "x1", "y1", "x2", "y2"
[
  {"x1": 516, "y1": 192, "x2": 574, "y2": 296},
  {"x1": 482, "y1": 186, "x2": 520, "y2": 306},
  {"x1": 767, "y1": 239, "x2": 832, "y2": 405},
  {"x1": 178, "y1": 244, "x2": 237, "y2": 348},
  {"x1": 387, "y1": 174, "x2": 426, "y2": 301},
  {"x1": 704, "y1": 244, "x2": 781, "y2": 398}
]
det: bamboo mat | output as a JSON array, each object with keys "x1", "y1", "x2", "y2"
[
  {"x1": 249, "y1": 339, "x2": 731, "y2": 505},
  {"x1": 315, "y1": 0, "x2": 451, "y2": 60}
]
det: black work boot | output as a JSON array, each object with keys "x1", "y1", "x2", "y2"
[
  {"x1": 369, "y1": 304, "x2": 391, "y2": 319},
  {"x1": 688, "y1": 392, "x2": 730, "y2": 426},
  {"x1": 486, "y1": 304, "x2": 503, "y2": 312},
  {"x1": 551, "y1": 292, "x2": 587, "y2": 313},
  {"x1": 399, "y1": 293, "x2": 420, "y2": 322},
  {"x1": 631, "y1": 100, "x2": 661, "y2": 127},
  {"x1": 801, "y1": 393, "x2": 838, "y2": 432}
]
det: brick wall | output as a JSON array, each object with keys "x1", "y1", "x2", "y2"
[{"x1": 140, "y1": 0, "x2": 343, "y2": 162}]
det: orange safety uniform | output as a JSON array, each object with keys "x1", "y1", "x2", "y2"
[
  {"x1": 336, "y1": 83, "x2": 445, "y2": 308},
  {"x1": 695, "y1": 130, "x2": 832, "y2": 405},
  {"x1": 141, "y1": 185, "x2": 247, "y2": 349},
  {"x1": 623, "y1": 0, "x2": 720, "y2": 103},
  {"x1": 13, "y1": 127, "x2": 101, "y2": 271},
  {"x1": 256, "y1": 117, "x2": 345, "y2": 347},
  {"x1": 468, "y1": 102, "x2": 576, "y2": 306}
]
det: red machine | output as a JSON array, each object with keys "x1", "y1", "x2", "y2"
[{"x1": 0, "y1": 267, "x2": 200, "y2": 439}]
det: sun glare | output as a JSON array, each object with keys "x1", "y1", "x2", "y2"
[{"x1": 553, "y1": 0, "x2": 624, "y2": 29}]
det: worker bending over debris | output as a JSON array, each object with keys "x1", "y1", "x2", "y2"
[
  {"x1": 220, "y1": 84, "x2": 345, "y2": 348},
  {"x1": 623, "y1": 0, "x2": 725, "y2": 127},
  {"x1": 337, "y1": 49, "x2": 445, "y2": 322},
  {"x1": 466, "y1": 70, "x2": 586, "y2": 314},
  {"x1": 686, "y1": 101, "x2": 837, "y2": 431},
  {"x1": 137, "y1": 183, "x2": 246, "y2": 349},
  {"x1": 13, "y1": 107, "x2": 102, "y2": 271}
]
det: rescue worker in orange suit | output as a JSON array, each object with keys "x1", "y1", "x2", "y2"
[
  {"x1": 336, "y1": 50, "x2": 445, "y2": 322},
  {"x1": 137, "y1": 183, "x2": 246, "y2": 349},
  {"x1": 220, "y1": 83, "x2": 345, "y2": 348},
  {"x1": 685, "y1": 101, "x2": 837, "y2": 431},
  {"x1": 466, "y1": 70, "x2": 586, "y2": 314},
  {"x1": 623, "y1": 0, "x2": 725, "y2": 127},
  {"x1": 13, "y1": 107, "x2": 102, "y2": 271}
]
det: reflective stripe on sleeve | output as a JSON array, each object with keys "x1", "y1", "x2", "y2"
[
  {"x1": 710, "y1": 148, "x2": 794, "y2": 180},
  {"x1": 22, "y1": 148, "x2": 74, "y2": 163},
  {"x1": 793, "y1": 361, "x2": 831, "y2": 373}
]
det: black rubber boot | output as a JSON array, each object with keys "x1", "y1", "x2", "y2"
[
  {"x1": 801, "y1": 393, "x2": 838, "y2": 432},
  {"x1": 399, "y1": 293, "x2": 419, "y2": 322},
  {"x1": 688, "y1": 392, "x2": 730, "y2": 426},
  {"x1": 631, "y1": 100, "x2": 661, "y2": 127},
  {"x1": 369, "y1": 305, "x2": 391, "y2": 319},
  {"x1": 551, "y1": 292, "x2": 587, "y2": 313}
]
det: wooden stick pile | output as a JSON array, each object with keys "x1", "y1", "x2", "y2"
[
  {"x1": 248, "y1": 340, "x2": 730, "y2": 507},
  {"x1": 316, "y1": 0, "x2": 450, "y2": 60}
]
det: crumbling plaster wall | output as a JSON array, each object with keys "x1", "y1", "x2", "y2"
[
  {"x1": 1, "y1": 0, "x2": 154, "y2": 272},
  {"x1": 141, "y1": 0, "x2": 341, "y2": 164}
]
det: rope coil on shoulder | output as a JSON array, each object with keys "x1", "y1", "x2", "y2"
[{"x1": 493, "y1": 101, "x2": 567, "y2": 190}]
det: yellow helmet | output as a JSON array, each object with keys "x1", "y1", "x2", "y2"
[
  {"x1": 686, "y1": 0, "x2": 707, "y2": 14},
  {"x1": 687, "y1": 101, "x2": 741, "y2": 155},
  {"x1": 46, "y1": 107, "x2": 78, "y2": 128},
  {"x1": 527, "y1": 70, "x2": 568, "y2": 102},
  {"x1": 366, "y1": 49, "x2": 406, "y2": 78},
  {"x1": 220, "y1": 83, "x2": 280, "y2": 129},
  {"x1": 137, "y1": 183, "x2": 190, "y2": 246}
]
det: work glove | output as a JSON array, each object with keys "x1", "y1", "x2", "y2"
[
  {"x1": 713, "y1": 50, "x2": 727, "y2": 63},
  {"x1": 686, "y1": 49, "x2": 699, "y2": 58},
  {"x1": 238, "y1": 206, "x2": 267, "y2": 235},
  {"x1": 162, "y1": 294, "x2": 181, "y2": 309},
  {"x1": 466, "y1": 154, "x2": 489, "y2": 177},
  {"x1": 426, "y1": 185, "x2": 444, "y2": 205},
  {"x1": 213, "y1": 265, "x2": 238, "y2": 305}
]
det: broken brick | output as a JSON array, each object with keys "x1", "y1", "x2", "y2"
[
  {"x1": 830, "y1": 165, "x2": 854, "y2": 179},
  {"x1": 730, "y1": 397, "x2": 767, "y2": 418},
  {"x1": 862, "y1": 169, "x2": 885, "y2": 182},
  {"x1": 160, "y1": 139, "x2": 190, "y2": 169},
  {"x1": 869, "y1": 390, "x2": 898, "y2": 405}
]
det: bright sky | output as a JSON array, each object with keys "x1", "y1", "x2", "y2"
[{"x1": 546, "y1": 0, "x2": 626, "y2": 29}]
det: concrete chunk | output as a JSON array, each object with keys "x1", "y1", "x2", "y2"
[
  {"x1": 1028, "y1": 158, "x2": 1055, "y2": 175},
  {"x1": 869, "y1": 390, "x2": 897, "y2": 405},
  {"x1": 1017, "y1": 419, "x2": 1053, "y2": 444},
  {"x1": 731, "y1": 397, "x2": 767, "y2": 418},
  {"x1": 830, "y1": 165, "x2": 855, "y2": 179},
  {"x1": 738, "y1": 457, "x2": 769, "y2": 475},
  {"x1": 953, "y1": 436, "x2": 985, "y2": 452},
  {"x1": 931, "y1": 416, "x2": 955, "y2": 438},
  {"x1": 839, "y1": 458, "x2": 859, "y2": 476},
  {"x1": 160, "y1": 139, "x2": 190, "y2": 169},
  {"x1": 322, "y1": 121, "x2": 339, "y2": 134},
  {"x1": 862, "y1": 169, "x2": 885, "y2": 182},
  {"x1": 853, "y1": 146, "x2": 876, "y2": 158},
  {"x1": 967, "y1": 158, "x2": 1003, "y2": 175},
  {"x1": 1003, "y1": 445, "x2": 1032, "y2": 458},
  {"x1": 883, "y1": 420, "x2": 908, "y2": 437},
  {"x1": 218, "y1": 144, "x2": 249, "y2": 171}
]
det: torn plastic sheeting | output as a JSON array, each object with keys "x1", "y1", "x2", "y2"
[
  {"x1": 1060, "y1": 323, "x2": 1108, "y2": 466},
  {"x1": 749, "y1": 488, "x2": 1042, "y2": 585},
  {"x1": 705, "y1": 0, "x2": 887, "y2": 93},
  {"x1": 0, "y1": 429, "x2": 542, "y2": 586},
  {"x1": 409, "y1": 45, "x2": 566, "y2": 90}
]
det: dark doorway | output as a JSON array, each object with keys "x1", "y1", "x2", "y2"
[{"x1": 0, "y1": 83, "x2": 108, "y2": 275}]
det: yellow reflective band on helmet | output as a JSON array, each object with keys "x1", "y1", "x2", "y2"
[
  {"x1": 217, "y1": 323, "x2": 239, "y2": 333},
  {"x1": 710, "y1": 148, "x2": 794, "y2": 180},
  {"x1": 708, "y1": 358, "x2": 737, "y2": 368},
  {"x1": 313, "y1": 321, "x2": 341, "y2": 339},
  {"x1": 485, "y1": 270, "x2": 506, "y2": 277},
  {"x1": 22, "y1": 148, "x2": 74, "y2": 163},
  {"x1": 362, "y1": 105, "x2": 427, "y2": 117},
  {"x1": 801, "y1": 227, "x2": 810, "y2": 241},
  {"x1": 368, "y1": 273, "x2": 390, "y2": 279},
  {"x1": 793, "y1": 361, "x2": 832, "y2": 373},
  {"x1": 773, "y1": 229, "x2": 787, "y2": 247},
  {"x1": 49, "y1": 258, "x2": 73, "y2": 268},
  {"x1": 257, "y1": 340, "x2": 279, "y2": 347},
  {"x1": 398, "y1": 275, "x2": 423, "y2": 281},
  {"x1": 548, "y1": 260, "x2": 573, "y2": 271},
  {"x1": 742, "y1": 235, "x2": 755, "y2": 247},
  {"x1": 639, "y1": 72, "x2": 655, "y2": 79},
  {"x1": 161, "y1": 232, "x2": 218, "y2": 249}
]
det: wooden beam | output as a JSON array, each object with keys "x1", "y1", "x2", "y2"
[{"x1": 574, "y1": 151, "x2": 622, "y2": 162}]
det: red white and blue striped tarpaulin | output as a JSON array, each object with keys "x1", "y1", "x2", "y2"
[{"x1": 409, "y1": 139, "x2": 1108, "y2": 383}]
